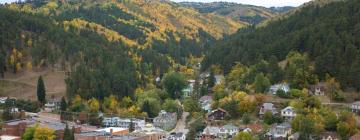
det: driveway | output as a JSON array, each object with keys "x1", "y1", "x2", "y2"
[{"x1": 170, "y1": 112, "x2": 189, "y2": 135}]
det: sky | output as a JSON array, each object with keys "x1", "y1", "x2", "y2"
[
  {"x1": 171, "y1": 0, "x2": 312, "y2": 7},
  {"x1": 0, "y1": 0, "x2": 313, "y2": 7}
]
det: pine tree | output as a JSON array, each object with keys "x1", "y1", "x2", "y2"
[
  {"x1": 208, "y1": 71, "x2": 215, "y2": 89},
  {"x1": 60, "y1": 96, "x2": 67, "y2": 112},
  {"x1": 129, "y1": 119, "x2": 135, "y2": 132},
  {"x1": 63, "y1": 123, "x2": 71, "y2": 140},
  {"x1": 141, "y1": 100, "x2": 152, "y2": 118},
  {"x1": 37, "y1": 76, "x2": 46, "y2": 106}
]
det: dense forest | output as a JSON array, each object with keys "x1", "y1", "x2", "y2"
[
  {"x1": 203, "y1": 0, "x2": 360, "y2": 90},
  {"x1": 0, "y1": 0, "x2": 243, "y2": 100},
  {"x1": 180, "y1": 2, "x2": 293, "y2": 25}
]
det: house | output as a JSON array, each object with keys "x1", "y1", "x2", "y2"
[
  {"x1": 288, "y1": 132, "x2": 299, "y2": 140},
  {"x1": 0, "y1": 97, "x2": 8, "y2": 104},
  {"x1": 102, "y1": 117, "x2": 145, "y2": 130},
  {"x1": 259, "y1": 103, "x2": 278, "y2": 116},
  {"x1": 0, "y1": 135, "x2": 21, "y2": 140},
  {"x1": 266, "y1": 122, "x2": 292, "y2": 138},
  {"x1": 153, "y1": 110, "x2": 177, "y2": 131},
  {"x1": 207, "y1": 108, "x2": 228, "y2": 121},
  {"x1": 199, "y1": 95, "x2": 213, "y2": 112},
  {"x1": 319, "y1": 132, "x2": 340, "y2": 140},
  {"x1": 281, "y1": 106, "x2": 296, "y2": 120},
  {"x1": 102, "y1": 117, "x2": 121, "y2": 127},
  {"x1": 201, "y1": 126, "x2": 220, "y2": 139},
  {"x1": 218, "y1": 124, "x2": 239, "y2": 138},
  {"x1": 309, "y1": 82, "x2": 327, "y2": 96},
  {"x1": 214, "y1": 75, "x2": 224, "y2": 85},
  {"x1": 269, "y1": 83, "x2": 290, "y2": 95},
  {"x1": 349, "y1": 134, "x2": 360, "y2": 140},
  {"x1": 351, "y1": 101, "x2": 360, "y2": 114},
  {"x1": 44, "y1": 99, "x2": 61, "y2": 112}
]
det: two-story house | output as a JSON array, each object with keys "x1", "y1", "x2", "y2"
[
  {"x1": 309, "y1": 82, "x2": 327, "y2": 96},
  {"x1": 207, "y1": 108, "x2": 228, "y2": 121},
  {"x1": 269, "y1": 83, "x2": 290, "y2": 95},
  {"x1": 199, "y1": 95, "x2": 213, "y2": 113},
  {"x1": 266, "y1": 122, "x2": 292, "y2": 138},
  {"x1": 281, "y1": 106, "x2": 296, "y2": 120}
]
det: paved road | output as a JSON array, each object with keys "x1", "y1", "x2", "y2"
[{"x1": 170, "y1": 112, "x2": 189, "y2": 135}]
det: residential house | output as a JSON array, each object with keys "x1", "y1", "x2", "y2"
[
  {"x1": 207, "y1": 108, "x2": 228, "y2": 121},
  {"x1": 266, "y1": 123, "x2": 292, "y2": 138},
  {"x1": 218, "y1": 124, "x2": 239, "y2": 138},
  {"x1": 214, "y1": 75, "x2": 224, "y2": 85},
  {"x1": 281, "y1": 106, "x2": 296, "y2": 120},
  {"x1": 288, "y1": 132, "x2": 299, "y2": 140},
  {"x1": 309, "y1": 82, "x2": 327, "y2": 96},
  {"x1": 44, "y1": 99, "x2": 61, "y2": 112},
  {"x1": 259, "y1": 103, "x2": 278, "y2": 116},
  {"x1": 0, "y1": 97, "x2": 8, "y2": 104},
  {"x1": 153, "y1": 110, "x2": 177, "y2": 131},
  {"x1": 351, "y1": 101, "x2": 360, "y2": 114},
  {"x1": 349, "y1": 134, "x2": 360, "y2": 140},
  {"x1": 182, "y1": 80, "x2": 195, "y2": 97},
  {"x1": 201, "y1": 126, "x2": 220, "y2": 139},
  {"x1": 319, "y1": 132, "x2": 340, "y2": 140},
  {"x1": 199, "y1": 95, "x2": 213, "y2": 113},
  {"x1": 269, "y1": 83, "x2": 290, "y2": 95}
]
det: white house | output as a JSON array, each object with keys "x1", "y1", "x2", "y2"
[
  {"x1": 269, "y1": 83, "x2": 290, "y2": 95},
  {"x1": 102, "y1": 117, "x2": 145, "y2": 130},
  {"x1": 266, "y1": 123, "x2": 292, "y2": 138},
  {"x1": 44, "y1": 99, "x2": 61, "y2": 112},
  {"x1": 218, "y1": 124, "x2": 239, "y2": 138},
  {"x1": 351, "y1": 101, "x2": 360, "y2": 114},
  {"x1": 281, "y1": 106, "x2": 296, "y2": 120}
]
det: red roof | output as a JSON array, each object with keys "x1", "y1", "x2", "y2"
[{"x1": 246, "y1": 124, "x2": 263, "y2": 133}]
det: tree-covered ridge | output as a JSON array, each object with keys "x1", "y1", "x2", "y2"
[
  {"x1": 203, "y1": 0, "x2": 360, "y2": 90},
  {"x1": 179, "y1": 2, "x2": 293, "y2": 25}
]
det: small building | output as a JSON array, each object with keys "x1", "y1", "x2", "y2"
[
  {"x1": 259, "y1": 103, "x2": 277, "y2": 116},
  {"x1": 207, "y1": 108, "x2": 228, "y2": 121},
  {"x1": 153, "y1": 110, "x2": 177, "y2": 131},
  {"x1": 201, "y1": 126, "x2": 220, "y2": 139},
  {"x1": 102, "y1": 117, "x2": 145, "y2": 130},
  {"x1": 199, "y1": 95, "x2": 213, "y2": 113},
  {"x1": 266, "y1": 123, "x2": 292, "y2": 138},
  {"x1": 269, "y1": 83, "x2": 290, "y2": 95},
  {"x1": 281, "y1": 106, "x2": 296, "y2": 120},
  {"x1": 319, "y1": 132, "x2": 340, "y2": 140},
  {"x1": 349, "y1": 134, "x2": 360, "y2": 140},
  {"x1": 132, "y1": 123, "x2": 166, "y2": 140},
  {"x1": 214, "y1": 75, "x2": 224, "y2": 85},
  {"x1": 218, "y1": 124, "x2": 239, "y2": 138},
  {"x1": 309, "y1": 82, "x2": 327, "y2": 96},
  {"x1": 95, "y1": 127, "x2": 129, "y2": 135},
  {"x1": 182, "y1": 80, "x2": 195, "y2": 97},
  {"x1": 351, "y1": 101, "x2": 360, "y2": 114},
  {"x1": 44, "y1": 99, "x2": 61, "y2": 112}
]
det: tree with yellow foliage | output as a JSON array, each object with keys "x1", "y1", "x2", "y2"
[
  {"x1": 103, "y1": 95, "x2": 119, "y2": 113},
  {"x1": 9, "y1": 48, "x2": 23, "y2": 73},
  {"x1": 87, "y1": 98, "x2": 100, "y2": 113},
  {"x1": 33, "y1": 126, "x2": 56, "y2": 140}
]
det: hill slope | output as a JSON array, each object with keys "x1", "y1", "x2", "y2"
[
  {"x1": 202, "y1": 0, "x2": 360, "y2": 90},
  {"x1": 179, "y1": 2, "x2": 293, "y2": 25}
]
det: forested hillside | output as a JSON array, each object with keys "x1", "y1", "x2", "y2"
[
  {"x1": 202, "y1": 0, "x2": 360, "y2": 90},
  {"x1": 180, "y1": 2, "x2": 293, "y2": 25},
  {"x1": 0, "y1": 0, "x2": 242, "y2": 100}
]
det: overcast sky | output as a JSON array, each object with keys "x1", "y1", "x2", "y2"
[
  {"x1": 0, "y1": 0, "x2": 313, "y2": 7},
  {"x1": 171, "y1": 0, "x2": 312, "y2": 7}
]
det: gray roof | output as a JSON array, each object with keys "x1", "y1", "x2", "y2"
[
  {"x1": 263, "y1": 103, "x2": 274, "y2": 110},
  {"x1": 223, "y1": 124, "x2": 238, "y2": 130}
]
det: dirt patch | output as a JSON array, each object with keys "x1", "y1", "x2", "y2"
[{"x1": 0, "y1": 68, "x2": 67, "y2": 100}]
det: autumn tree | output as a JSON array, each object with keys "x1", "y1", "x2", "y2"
[
  {"x1": 37, "y1": 76, "x2": 46, "y2": 106},
  {"x1": 33, "y1": 126, "x2": 56, "y2": 140},
  {"x1": 233, "y1": 132, "x2": 257, "y2": 140}
]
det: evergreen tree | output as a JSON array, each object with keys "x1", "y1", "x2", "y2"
[
  {"x1": 141, "y1": 100, "x2": 152, "y2": 118},
  {"x1": 60, "y1": 96, "x2": 67, "y2": 112},
  {"x1": 37, "y1": 76, "x2": 46, "y2": 106},
  {"x1": 129, "y1": 119, "x2": 135, "y2": 132},
  {"x1": 63, "y1": 123, "x2": 72, "y2": 140},
  {"x1": 208, "y1": 71, "x2": 216, "y2": 89},
  {"x1": 254, "y1": 73, "x2": 271, "y2": 93}
]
